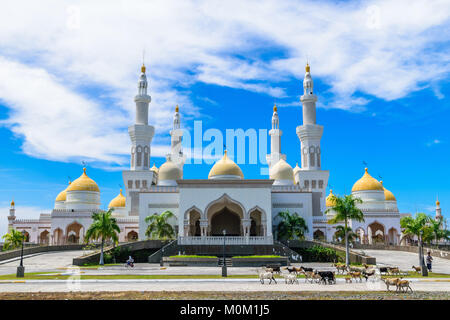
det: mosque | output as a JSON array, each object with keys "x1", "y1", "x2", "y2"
[{"x1": 6, "y1": 63, "x2": 443, "y2": 246}]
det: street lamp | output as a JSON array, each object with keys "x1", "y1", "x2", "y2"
[
  {"x1": 222, "y1": 229, "x2": 227, "y2": 277},
  {"x1": 160, "y1": 247, "x2": 165, "y2": 267},
  {"x1": 16, "y1": 230, "x2": 26, "y2": 278}
]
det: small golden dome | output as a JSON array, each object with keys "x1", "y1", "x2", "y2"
[
  {"x1": 109, "y1": 189, "x2": 126, "y2": 208},
  {"x1": 208, "y1": 150, "x2": 243, "y2": 179},
  {"x1": 273, "y1": 103, "x2": 277, "y2": 112},
  {"x1": 326, "y1": 189, "x2": 337, "y2": 207},
  {"x1": 141, "y1": 64, "x2": 146, "y2": 73},
  {"x1": 10, "y1": 199, "x2": 15, "y2": 207},
  {"x1": 150, "y1": 163, "x2": 159, "y2": 174},
  {"x1": 67, "y1": 168, "x2": 100, "y2": 192},
  {"x1": 159, "y1": 160, "x2": 182, "y2": 181},
  {"x1": 175, "y1": 105, "x2": 179, "y2": 113},
  {"x1": 351, "y1": 168, "x2": 384, "y2": 192},
  {"x1": 55, "y1": 181, "x2": 71, "y2": 202},
  {"x1": 436, "y1": 197, "x2": 440, "y2": 206},
  {"x1": 380, "y1": 181, "x2": 396, "y2": 201},
  {"x1": 270, "y1": 159, "x2": 294, "y2": 181},
  {"x1": 305, "y1": 63, "x2": 310, "y2": 73}
]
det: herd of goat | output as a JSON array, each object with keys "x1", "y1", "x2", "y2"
[{"x1": 256, "y1": 263, "x2": 416, "y2": 292}]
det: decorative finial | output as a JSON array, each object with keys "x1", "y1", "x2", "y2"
[
  {"x1": 83, "y1": 167, "x2": 87, "y2": 174},
  {"x1": 436, "y1": 196, "x2": 440, "y2": 206},
  {"x1": 141, "y1": 64, "x2": 146, "y2": 73},
  {"x1": 380, "y1": 180, "x2": 383, "y2": 185},
  {"x1": 273, "y1": 103, "x2": 277, "y2": 112},
  {"x1": 11, "y1": 199, "x2": 15, "y2": 207},
  {"x1": 175, "y1": 105, "x2": 179, "y2": 113},
  {"x1": 120, "y1": 189, "x2": 123, "y2": 194},
  {"x1": 305, "y1": 62, "x2": 310, "y2": 73},
  {"x1": 364, "y1": 167, "x2": 368, "y2": 173},
  {"x1": 330, "y1": 189, "x2": 333, "y2": 194},
  {"x1": 224, "y1": 149, "x2": 228, "y2": 157}
]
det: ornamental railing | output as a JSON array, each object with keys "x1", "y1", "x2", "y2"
[{"x1": 177, "y1": 236, "x2": 273, "y2": 245}]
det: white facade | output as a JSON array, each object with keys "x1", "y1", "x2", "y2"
[{"x1": 7, "y1": 62, "x2": 421, "y2": 247}]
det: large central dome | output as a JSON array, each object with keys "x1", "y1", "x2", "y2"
[
  {"x1": 351, "y1": 168, "x2": 383, "y2": 192},
  {"x1": 208, "y1": 150, "x2": 243, "y2": 179},
  {"x1": 67, "y1": 168, "x2": 100, "y2": 192}
]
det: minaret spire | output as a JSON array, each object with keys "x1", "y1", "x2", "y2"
[
  {"x1": 169, "y1": 105, "x2": 186, "y2": 169},
  {"x1": 266, "y1": 103, "x2": 285, "y2": 170}
]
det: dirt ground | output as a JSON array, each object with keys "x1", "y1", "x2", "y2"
[{"x1": 0, "y1": 291, "x2": 449, "y2": 300}]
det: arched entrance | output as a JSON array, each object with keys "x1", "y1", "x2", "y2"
[
  {"x1": 313, "y1": 229, "x2": 325, "y2": 240},
  {"x1": 53, "y1": 228, "x2": 63, "y2": 245},
  {"x1": 40, "y1": 230, "x2": 50, "y2": 244},
  {"x1": 368, "y1": 222, "x2": 385, "y2": 244},
  {"x1": 249, "y1": 209, "x2": 263, "y2": 236},
  {"x1": 20, "y1": 231, "x2": 30, "y2": 243},
  {"x1": 355, "y1": 227, "x2": 365, "y2": 244},
  {"x1": 388, "y1": 227, "x2": 398, "y2": 245},
  {"x1": 206, "y1": 194, "x2": 245, "y2": 236},
  {"x1": 188, "y1": 209, "x2": 201, "y2": 236},
  {"x1": 66, "y1": 222, "x2": 83, "y2": 244},
  {"x1": 127, "y1": 230, "x2": 138, "y2": 242}
]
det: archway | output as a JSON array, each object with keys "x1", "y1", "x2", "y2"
[
  {"x1": 355, "y1": 227, "x2": 365, "y2": 244},
  {"x1": 127, "y1": 230, "x2": 138, "y2": 242},
  {"x1": 388, "y1": 227, "x2": 398, "y2": 245},
  {"x1": 188, "y1": 209, "x2": 201, "y2": 236},
  {"x1": 205, "y1": 194, "x2": 245, "y2": 236},
  {"x1": 66, "y1": 222, "x2": 83, "y2": 244},
  {"x1": 368, "y1": 222, "x2": 385, "y2": 244},
  {"x1": 20, "y1": 231, "x2": 30, "y2": 243},
  {"x1": 40, "y1": 230, "x2": 50, "y2": 244},
  {"x1": 53, "y1": 228, "x2": 63, "y2": 245},
  {"x1": 313, "y1": 229, "x2": 325, "y2": 241},
  {"x1": 249, "y1": 209, "x2": 263, "y2": 236}
]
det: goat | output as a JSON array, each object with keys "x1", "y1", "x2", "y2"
[
  {"x1": 345, "y1": 276, "x2": 352, "y2": 283},
  {"x1": 388, "y1": 267, "x2": 400, "y2": 275},
  {"x1": 316, "y1": 271, "x2": 336, "y2": 285},
  {"x1": 349, "y1": 271, "x2": 363, "y2": 282},
  {"x1": 259, "y1": 271, "x2": 277, "y2": 284},
  {"x1": 396, "y1": 279, "x2": 413, "y2": 293},
  {"x1": 300, "y1": 266, "x2": 314, "y2": 273},
  {"x1": 362, "y1": 269, "x2": 376, "y2": 281},
  {"x1": 333, "y1": 263, "x2": 347, "y2": 274},
  {"x1": 302, "y1": 271, "x2": 316, "y2": 283},
  {"x1": 412, "y1": 265, "x2": 421, "y2": 273},
  {"x1": 265, "y1": 264, "x2": 281, "y2": 274},
  {"x1": 282, "y1": 266, "x2": 300, "y2": 274},
  {"x1": 379, "y1": 267, "x2": 389, "y2": 275},
  {"x1": 282, "y1": 273, "x2": 299, "y2": 284},
  {"x1": 381, "y1": 277, "x2": 401, "y2": 291}
]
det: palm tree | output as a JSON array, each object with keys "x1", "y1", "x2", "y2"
[
  {"x1": 84, "y1": 209, "x2": 120, "y2": 265},
  {"x1": 424, "y1": 217, "x2": 450, "y2": 248},
  {"x1": 2, "y1": 229, "x2": 24, "y2": 250},
  {"x1": 276, "y1": 210, "x2": 309, "y2": 241},
  {"x1": 334, "y1": 225, "x2": 357, "y2": 245},
  {"x1": 400, "y1": 212, "x2": 432, "y2": 276},
  {"x1": 326, "y1": 194, "x2": 364, "y2": 266},
  {"x1": 145, "y1": 210, "x2": 175, "y2": 240}
]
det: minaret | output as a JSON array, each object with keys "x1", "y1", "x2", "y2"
[
  {"x1": 8, "y1": 199, "x2": 16, "y2": 232},
  {"x1": 297, "y1": 63, "x2": 322, "y2": 171},
  {"x1": 436, "y1": 197, "x2": 443, "y2": 221},
  {"x1": 168, "y1": 105, "x2": 186, "y2": 170},
  {"x1": 129, "y1": 64, "x2": 155, "y2": 171},
  {"x1": 122, "y1": 64, "x2": 156, "y2": 217},
  {"x1": 266, "y1": 103, "x2": 286, "y2": 170},
  {"x1": 295, "y1": 63, "x2": 329, "y2": 216}
]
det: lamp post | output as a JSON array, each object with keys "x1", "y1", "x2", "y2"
[
  {"x1": 160, "y1": 247, "x2": 165, "y2": 267},
  {"x1": 16, "y1": 230, "x2": 26, "y2": 278},
  {"x1": 421, "y1": 223, "x2": 430, "y2": 277},
  {"x1": 222, "y1": 229, "x2": 227, "y2": 277}
]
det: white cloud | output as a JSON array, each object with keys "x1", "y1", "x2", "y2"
[
  {"x1": 0, "y1": 0, "x2": 449, "y2": 166},
  {"x1": 426, "y1": 139, "x2": 442, "y2": 147}
]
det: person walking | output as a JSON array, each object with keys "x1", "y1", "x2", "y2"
[{"x1": 426, "y1": 251, "x2": 433, "y2": 272}]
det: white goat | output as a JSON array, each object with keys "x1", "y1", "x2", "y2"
[
  {"x1": 282, "y1": 273, "x2": 298, "y2": 284},
  {"x1": 259, "y1": 271, "x2": 277, "y2": 284}
]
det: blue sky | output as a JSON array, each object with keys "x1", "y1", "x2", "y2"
[{"x1": 0, "y1": 0, "x2": 449, "y2": 236}]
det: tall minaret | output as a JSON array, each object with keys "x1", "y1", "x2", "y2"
[
  {"x1": 168, "y1": 105, "x2": 186, "y2": 170},
  {"x1": 122, "y1": 64, "x2": 156, "y2": 218},
  {"x1": 295, "y1": 63, "x2": 329, "y2": 216},
  {"x1": 129, "y1": 64, "x2": 155, "y2": 171},
  {"x1": 435, "y1": 197, "x2": 443, "y2": 221},
  {"x1": 266, "y1": 103, "x2": 286, "y2": 170},
  {"x1": 8, "y1": 199, "x2": 16, "y2": 232}
]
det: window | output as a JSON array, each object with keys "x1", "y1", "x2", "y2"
[
  {"x1": 142, "y1": 180, "x2": 147, "y2": 188},
  {"x1": 304, "y1": 180, "x2": 309, "y2": 189},
  {"x1": 318, "y1": 180, "x2": 324, "y2": 189},
  {"x1": 128, "y1": 180, "x2": 133, "y2": 189},
  {"x1": 135, "y1": 180, "x2": 140, "y2": 189},
  {"x1": 312, "y1": 180, "x2": 316, "y2": 189}
]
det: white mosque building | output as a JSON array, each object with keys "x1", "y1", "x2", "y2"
[{"x1": 7, "y1": 63, "x2": 440, "y2": 246}]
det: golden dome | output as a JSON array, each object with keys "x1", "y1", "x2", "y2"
[
  {"x1": 436, "y1": 197, "x2": 440, "y2": 206},
  {"x1": 208, "y1": 150, "x2": 243, "y2": 179},
  {"x1": 326, "y1": 189, "x2": 337, "y2": 207},
  {"x1": 175, "y1": 105, "x2": 179, "y2": 113},
  {"x1": 10, "y1": 199, "x2": 15, "y2": 207},
  {"x1": 141, "y1": 64, "x2": 146, "y2": 73},
  {"x1": 55, "y1": 181, "x2": 71, "y2": 202},
  {"x1": 159, "y1": 160, "x2": 182, "y2": 181},
  {"x1": 67, "y1": 168, "x2": 100, "y2": 192},
  {"x1": 380, "y1": 181, "x2": 396, "y2": 201},
  {"x1": 351, "y1": 168, "x2": 384, "y2": 192},
  {"x1": 273, "y1": 103, "x2": 277, "y2": 112},
  {"x1": 109, "y1": 189, "x2": 126, "y2": 208},
  {"x1": 305, "y1": 63, "x2": 310, "y2": 73},
  {"x1": 270, "y1": 159, "x2": 294, "y2": 181},
  {"x1": 150, "y1": 163, "x2": 159, "y2": 174}
]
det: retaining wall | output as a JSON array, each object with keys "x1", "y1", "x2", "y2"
[{"x1": 0, "y1": 244, "x2": 84, "y2": 262}]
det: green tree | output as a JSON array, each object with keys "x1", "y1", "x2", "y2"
[
  {"x1": 145, "y1": 210, "x2": 175, "y2": 239},
  {"x1": 334, "y1": 225, "x2": 357, "y2": 245},
  {"x1": 400, "y1": 213, "x2": 432, "y2": 276},
  {"x1": 84, "y1": 209, "x2": 120, "y2": 265},
  {"x1": 276, "y1": 210, "x2": 309, "y2": 240},
  {"x1": 2, "y1": 229, "x2": 24, "y2": 250},
  {"x1": 423, "y1": 217, "x2": 450, "y2": 248},
  {"x1": 326, "y1": 194, "x2": 364, "y2": 266}
]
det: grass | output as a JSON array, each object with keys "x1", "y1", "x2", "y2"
[
  {"x1": 232, "y1": 255, "x2": 281, "y2": 258},
  {"x1": 168, "y1": 255, "x2": 217, "y2": 258}
]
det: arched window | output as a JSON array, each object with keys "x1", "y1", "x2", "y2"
[{"x1": 136, "y1": 146, "x2": 142, "y2": 167}]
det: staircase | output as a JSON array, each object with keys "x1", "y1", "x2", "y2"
[{"x1": 218, "y1": 257, "x2": 233, "y2": 267}]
